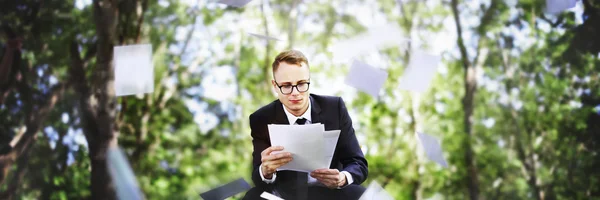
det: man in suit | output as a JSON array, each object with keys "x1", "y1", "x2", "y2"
[{"x1": 243, "y1": 50, "x2": 368, "y2": 200}]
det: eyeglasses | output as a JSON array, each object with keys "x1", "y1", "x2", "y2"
[{"x1": 274, "y1": 80, "x2": 310, "y2": 95}]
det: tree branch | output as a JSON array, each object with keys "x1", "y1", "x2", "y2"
[
  {"x1": 134, "y1": 0, "x2": 148, "y2": 43},
  {"x1": 0, "y1": 83, "x2": 65, "y2": 187},
  {"x1": 451, "y1": 0, "x2": 471, "y2": 70},
  {"x1": 70, "y1": 41, "x2": 97, "y2": 140}
]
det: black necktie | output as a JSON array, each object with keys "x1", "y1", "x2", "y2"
[
  {"x1": 294, "y1": 118, "x2": 308, "y2": 200},
  {"x1": 295, "y1": 118, "x2": 307, "y2": 125}
]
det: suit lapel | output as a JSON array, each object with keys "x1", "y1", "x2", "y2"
[
  {"x1": 273, "y1": 100, "x2": 290, "y2": 125},
  {"x1": 310, "y1": 94, "x2": 323, "y2": 125},
  {"x1": 274, "y1": 95, "x2": 323, "y2": 125}
]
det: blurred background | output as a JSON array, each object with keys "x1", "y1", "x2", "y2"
[{"x1": 0, "y1": 0, "x2": 599, "y2": 199}]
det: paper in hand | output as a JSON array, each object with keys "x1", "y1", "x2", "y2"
[
  {"x1": 416, "y1": 132, "x2": 448, "y2": 168},
  {"x1": 248, "y1": 32, "x2": 283, "y2": 41},
  {"x1": 114, "y1": 44, "x2": 154, "y2": 97},
  {"x1": 546, "y1": 0, "x2": 577, "y2": 14},
  {"x1": 345, "y1": 60, "x2": 388, "y2": 98},
  {"x1": 260, "y1": 191, "x2": 285, "y2": 200},
  {"x1": 217, "y1": 0, "x2": 254, "y2": 8},
  {"x1": 398, "y1": 50, "x2": 441, "y2": 93},
  {"x1": 323, "y1": 130, "x2": 340, "y2": 166},
  {"x1": 329, "y1": 23, "x2": 407, "y2": 61},
  {"x1": 268, "y1": 124, "x2": 327, "y2": 172},
  {"x1": 358, "y1": 181, "x2": 394, "y2": 200},
  {"x1": 199, "y1": 178, "x2": 251, "y2": 200},
  {"x1": 107, "y1": 147, "x2": 145, "y2": 200}
]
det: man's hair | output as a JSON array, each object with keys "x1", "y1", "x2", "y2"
[{"x1": 272, "y1": 50, "x2": 309, "y2": 73}]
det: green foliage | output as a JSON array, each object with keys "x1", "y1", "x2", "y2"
[{"x1": 1, "y1": 0, "x2": 599, "y2": 199}]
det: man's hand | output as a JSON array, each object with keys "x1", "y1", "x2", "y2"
[
  {"x1": 310, "y1": 169, "x2": 346, "y2": 189},
  {"x1": 260, "y1": 146, "x2": 292, "y2": 178}
]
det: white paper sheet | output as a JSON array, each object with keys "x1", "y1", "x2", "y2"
[
  {"x1": 260, "y1": 191, "x2": 285, "y2": 200},
  {"x1": 398, "y1": 50, "x2": 441, "y2": 93},
  {"x1": 248, "y1": 32, "x2": 283, "y2": 41},
  {"x1": 323, "y1": 130, "x2": 340, "y2": 166},
  {"x1": 217, "y1": 0, "x2": 254, "y2": 8},
  {"x1": 114, "y1": 44, "x2": 154, "y2": 97},
  {"x1": 345, "y1": 60, "x2": 388, "y2": 98},
  {"x1": 268, "y1": 124, "x2": 327, "y2": 173},
  {"x1": 107, "y1": 147, "x2": 145, "y2": 200},
  {"x1": 416, "y1": 132, "x2": 448, "y2": 168},
  {"x1": 546, "y1": 0, "x2": 577, "y2": 14},
  {"x1": 358, "y1": 181, "x2": 394, "y2": 200},
  {"x1": 329, "y1": 23, "x2": 408, "y2": 61}
]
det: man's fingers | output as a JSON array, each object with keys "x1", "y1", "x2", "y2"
[
  {"x1": 269, "y1": 157, "x2": 293, "y2": 167},
  {"x1": 263, "y1": 152, "x2": 291, "y2": 162},
  {"x1": 263, "y1": 157, "x2": 293, "y2": 172},
  {"x1": 313, "y1": 169, "x2": 339, "y2": 174},
  {"x1": 311, "y1": 174, "x2": 339, "y2": 180},
  {"x1": 261, "y1": 146, "x2": 284, "y2": 156},
  {"x1": 272, "y1": 152, "x2": 292, "y2": 159}
]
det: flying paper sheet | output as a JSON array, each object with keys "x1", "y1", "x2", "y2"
[
  {"x1": 345, "y1": 60, "x2": 388, "y2": 98},
  {"x1": 114, "y1": 44, "x2": 154, "y2": 97},
  {"x1": 107, "y1": 147, "x2": 145, "y2": 200},
  {"x1": 260, "y1": 191, "x2": 285, "y2": 200},
  {"x1": 546, "y1": 0, "x2": 577, "y2": 14},
  {"x1": 268, "y1": 124, "x2": 328, "y2": 173},
  {"x1": 329, "y1": 23, "x2": 407, "y2": 61},
  {"x1": 217, "y1": 0, "x2": 254, "y2": 8},
  {"x1": 323, "y1": 130, "x2": 340, "y2": 166},
  {"x1": 248, "y1": 32, "x2": 283, "y2": 41},
  {"x1": 199, "y1": 178, "x2": 251, "y2": 200},
  {"x1": 398, "y1": 50, "x2": 441, "y2": 93},
  {"x1": 416, "y1": 132, "x2": 448, "y2": 168},
  {"x1": 358, "y1": 181, "x2": 394, "y2": 200}
]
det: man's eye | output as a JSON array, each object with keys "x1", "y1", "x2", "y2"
[{"x1": 282, "y1": 85, "x2": 293, "y2": 88}]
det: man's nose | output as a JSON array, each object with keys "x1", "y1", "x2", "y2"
[{"x1": 290, "y1": 87, "x2": 300, "y2": 95}]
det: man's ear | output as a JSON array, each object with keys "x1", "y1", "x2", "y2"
[{"x1": 270, "y1": 80, "x2": 280, "y2": 97}]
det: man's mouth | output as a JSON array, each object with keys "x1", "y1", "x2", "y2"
[{"x1": 290, "y1": 99, "x2": 302, "y2": 104}]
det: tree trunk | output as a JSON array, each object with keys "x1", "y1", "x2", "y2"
[
  {"x1": 451, "y1": 0, "x2": 484, "y2": 199},
  {"x1": 76, "y1": 1, "x2": 120, "y2": 199},
  {"x1": 463, "y1": 65, "x2": 480, "y2": 200}
]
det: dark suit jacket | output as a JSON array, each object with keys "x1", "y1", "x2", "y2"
[{"x1": 249, "y1": 93, "x2": 368, "y2": 193}]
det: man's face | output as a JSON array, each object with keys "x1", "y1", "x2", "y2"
[{"x1": 272, "y1": 62, "x2": 310, "y2": 116}]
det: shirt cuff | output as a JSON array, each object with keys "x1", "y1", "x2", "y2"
[
  {"x1": 337, "y1": 171, "x2": 354, "y2": 189},
  {"x1": 259, "y1": 164, "x2": 277, "y2": 183}
]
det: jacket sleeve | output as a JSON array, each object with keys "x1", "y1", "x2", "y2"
[
  {"x1": 249, "y1": 113, "x2": 275, "y2": 189},
  {"x1": 337, "y1": 97, "x2": 369, "y2": 185}
]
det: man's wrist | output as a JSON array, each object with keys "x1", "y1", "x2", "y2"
[
  {"x1": 338, "y1": 173, "x2": 347, "y2": 187},
  {"x1": 261, "y1": 165, "x2": 273, "y2": 178}
]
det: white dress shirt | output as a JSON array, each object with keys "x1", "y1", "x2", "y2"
[{"x1": 259, "y1": 100, "x2": 354, "y2": 188}]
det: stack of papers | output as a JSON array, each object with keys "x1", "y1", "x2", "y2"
[
  {"x1": 358, "y1": 181, "x2": 394, "y2": 200},
  {"x1": 416, "y1": 132, "x2": 448, "y2": 168},
  {"x1": 199, "y1": 178, "x2": 251, "y2": 200},
  {"x1": 546, "y1": 0, "x2": 577, "y2": 14},
  {"x1": 268, "y1": 124, "x2": 340, "y2": 172},
  {"x1": 345, "y1": 60, "x2": 388, "y2": 99},
  {"x1": 114, "y1": 44, "x2": 154, "y2": 97}
]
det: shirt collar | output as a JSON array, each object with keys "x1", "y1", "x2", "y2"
[{"x1": 282, "y1": 99, "x2": 312, "y2": 125}]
